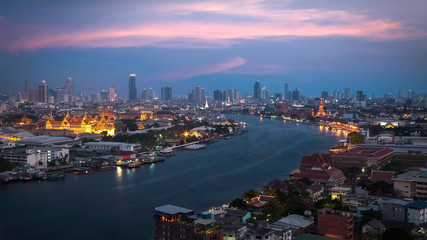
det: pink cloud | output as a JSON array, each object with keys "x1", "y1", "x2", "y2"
[
  {"x1": 146, "y1": 57, "x2": 247, "y2": 81},
  {"x1": 1, "y1": 1, "x2": 425, "y2": 52}
]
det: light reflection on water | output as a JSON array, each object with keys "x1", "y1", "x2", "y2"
[{"x1": 116, "y1": 166, "x2": 122, "y2": 177}]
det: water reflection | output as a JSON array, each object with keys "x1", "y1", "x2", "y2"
[{"x1": 116, "y1": 167, "x2": 122, "y2": 177}]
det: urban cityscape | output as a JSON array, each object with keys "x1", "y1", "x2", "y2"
[{"x1": 1, "y1": 1, "x2": 427, "y2": 240}]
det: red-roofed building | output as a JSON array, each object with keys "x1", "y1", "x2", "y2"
[
  {"x1": 292, "y1": 154, "x2": 346, "y2": 185},
  {"x1": 331, "y1": 147, "x2": 394, "y2": 169},
  {"x1": 247, "y1": 195, "x2": 275, "y2": 209},
  {"x1": 318, "y1": 208, "x2": 354, "y2": 239},
  {"x1": 370, "y1": 170, "x2": 394, "y2": 184}
]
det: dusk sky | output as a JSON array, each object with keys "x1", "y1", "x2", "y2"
[{"x1": 1, "y1": 0, "x2": 427, "y2": 97}]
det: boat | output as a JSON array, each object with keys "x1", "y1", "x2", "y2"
[
  {"x1": 159, "y1": 148, "x2": 174, "y2": 156},
  {"x1": 49, "y1": 172, "x2": 65, "y2": 181},
  {"x1": 126, "y1": 162, "x2": 141, "y2": 168},
  {"x1": 185, "y1": 144, "x2": 206, "y2": 150},
  {"x1": 72, "y1": 167, "x2": 93, "y2": 175},
  {"x1": 99, "y1": 165, "x2": 116, "y2": 171},
  {"x1": 143, "y1": 157, "x2": 165, "y2": 164}
]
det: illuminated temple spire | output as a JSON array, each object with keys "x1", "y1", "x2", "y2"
[{"x1": 315, "y1": 98, "x2": 326, "y2": 117}]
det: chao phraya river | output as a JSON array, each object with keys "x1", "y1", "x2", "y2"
[{"x1": 0, "y1": 115, "x2": 345, "y2": 240}]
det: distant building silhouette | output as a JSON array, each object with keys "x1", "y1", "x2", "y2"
[
  {"x1": 38, "y1": 80, "x2": 48, "y2": 103},
  {"x1": 128, "y1": 74, "x2": 137, "y2": 102},
  {"x1": 254, "y1": 80, "x2": 261, "y2": 100}
]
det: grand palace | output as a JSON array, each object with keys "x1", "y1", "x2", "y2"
[{"x1": 45, "y1": 111, "x2": 116, "y2": 136}]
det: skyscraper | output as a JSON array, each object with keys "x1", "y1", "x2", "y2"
[
  {"x1": 233, "y1": 90, "x2": 239, "y2": 102},
  {"x1": 344, "y1": 88, "x2": 351, "y2": 100},
  {"x1": 141, "y1": 88, "x2": 147, "y2": 100},
  {"x1": 254, "y1": 80, "x2": 261, "y2": 100},
  {"x1": 261, "y1": 86, "x2": 266, "y2": 100},
  {"x1": 292, "y1": 88, "x2": 301, "y2": 101},
  {"x1": 285, "y1": 83, "x2": 289, "y2": 100},
  {"x1": 189, "y1": 86, "x2": 205, "y2": 103},
  {"x1": 108, "y1": 86, "x2": 116, "y2": 102},
  {"x1": 161, "y1": 86, "x2": 172, "y2": 101},
  {"x1": 38, "y1": 80, "x2": 49, "y2": 103},
  {"x1": 356, "y1": 90, "x2": 364, "y2": 101},
  {"x1": 147, "y1": 88, "x2": 155, "y2": 100},
  {"x1": 100, "y1": 89, "x2": 108, "y2": 101},
  {"x1": 321, "y1": 90, "x2": 329, "y2": 99},
  {"x1": 213, "y1": 90, "x2": 222, "y2": 101},
  {"x1": 128, "y1": 74, "x2": 137, "y2": 102},
  {"x1": 56, "y1": 88, "x2": 64, "y2": 102}
]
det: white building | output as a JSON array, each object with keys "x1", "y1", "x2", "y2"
[
  {"x1": 0, "y1": 151, "x2": 47, "y2": 169},
  {"x1": 84, "y1": 142, "x2": 141, "y2": 151},
  {"x1": 407, "y1": 200, "x2": 427, "y2": 226}
]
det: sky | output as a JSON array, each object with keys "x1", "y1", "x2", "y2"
[{"x1": 1, "y1": 0, "x2": 427, "y2": 98}]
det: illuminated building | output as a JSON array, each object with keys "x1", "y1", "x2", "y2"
[
  {"x1": 108, "y1": 85, "x2": 116, "y2": 102},
  {"x1": 154, "y1": 204, "x2": 223, "y2": 240},
  {"x1": 19, "y1": 115, "x2": 33, "y2": 125},
  {"x1": 45, "y1": 111, "x2": 115, "y2": 136},
  {"x1": 315, "y1": 98, "x2": 326, "y2": 117}
]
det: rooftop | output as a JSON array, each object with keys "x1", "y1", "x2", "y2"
[
  {"x1": 407, "y1": 200, "x2": 427, "y2": 209},
  {"x1": 335, "y1": 147, "x2": 394, "y2": 158},
  {"x1": 276, "y1": 214, "x2": 314, "y2": 229},
  {"x1": 155, "y1": 204, "x2": 193, "y2": 215},
  {"x1": 384, "y1": 199, "x2": 411, "y2": 206}
]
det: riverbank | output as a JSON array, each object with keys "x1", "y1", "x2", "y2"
[{"x1": 0, "y1": 115, "x2": 344, "y2": 240}]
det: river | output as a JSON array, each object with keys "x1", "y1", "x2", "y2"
[{"x1": 0, "y1": 115, "x2": 346, "y2": 240}]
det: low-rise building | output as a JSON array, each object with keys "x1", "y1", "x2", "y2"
[
  {"x1": 154, "y1": 204, "x2": 223, "y2": 240},
  {"x1": 362, "y1": 219, "x2": 386, "y2": 235},
  {"x1": 393, "y1": 171, "x2": 427, "y2": 199},
  {"x1": 84, "y1": 142, "x2": 141, "y2": 152},
  {"x1": 382, "y1": 199, "x2": 411, "y2": 222},
  {"x1": 292, "y1": 154, "x2": 346, "y2": 185},
  {"x1": 406, "y1": 200, "x2": 427, "y2": 226},
  {"x1": 317, "y1": 208, "x2": 354, "y2": 240},
  {"x1": 0, "y1": 150, "x2": 47, "y2": 168},
  {"x1": 331, "y1": 147, "x2": 394, "y2": 168}
]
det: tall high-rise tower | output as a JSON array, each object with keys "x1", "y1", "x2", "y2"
[
  {"x1": 129, "y1": 74, "x2": 137, "y2": 102},
  {"x1": 25, "y1": 79, "x2": 30, "y2": 94},
  {"x1": 108, "y1": 85, "x2": 116, "y2": 102},
  {"x1": 161, "y1": 86, "x2": 172, "y2": 101},
  {"x1": 254, "y1": 80, "x2": 261, "y2": 100},
  {"x1": 38, "y1": 80, "x2": 49, "y2": 103},
  {"x1": 64, "y1": 77, "x2": 74, "y2": 103},
  {"x1": 344, "y1": 88, "x2": 351, "y2": 100}
]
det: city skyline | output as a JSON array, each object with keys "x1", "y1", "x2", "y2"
[{"x1": 0, "y1": 1, "x2": 427, "y2": 97}]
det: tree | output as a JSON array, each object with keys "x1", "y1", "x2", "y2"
[
  {"x1": 0, "y1": 157, "x2": 13, "y2": 172},
  {"x1": 360, "y1": 209, "x2": 382, "y2": 225},
  {"x1": 263, "y1": 199, "x2": 285, "y2": 221},
  {"x1": 229, "y1": 198, "x2": 246, "y2": 210},
  {"x1": 348, "y1": 131, "x2": 365, "y2": 144},
  {"x1": 300, "y1": 177, "x2": 312, "y2": 186},
  {"x1": 264, "y1": 186, "x2": 278, "y2": 197},
  {"x1": 243, "y1": 189, "x2": 260, "y2": 203},
  {"x1": 367, "y1": 181, "x2": 393, "y2": 196},
  {"x1": 381, "y1": 228, "x2": 412, "y2": 240}
]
